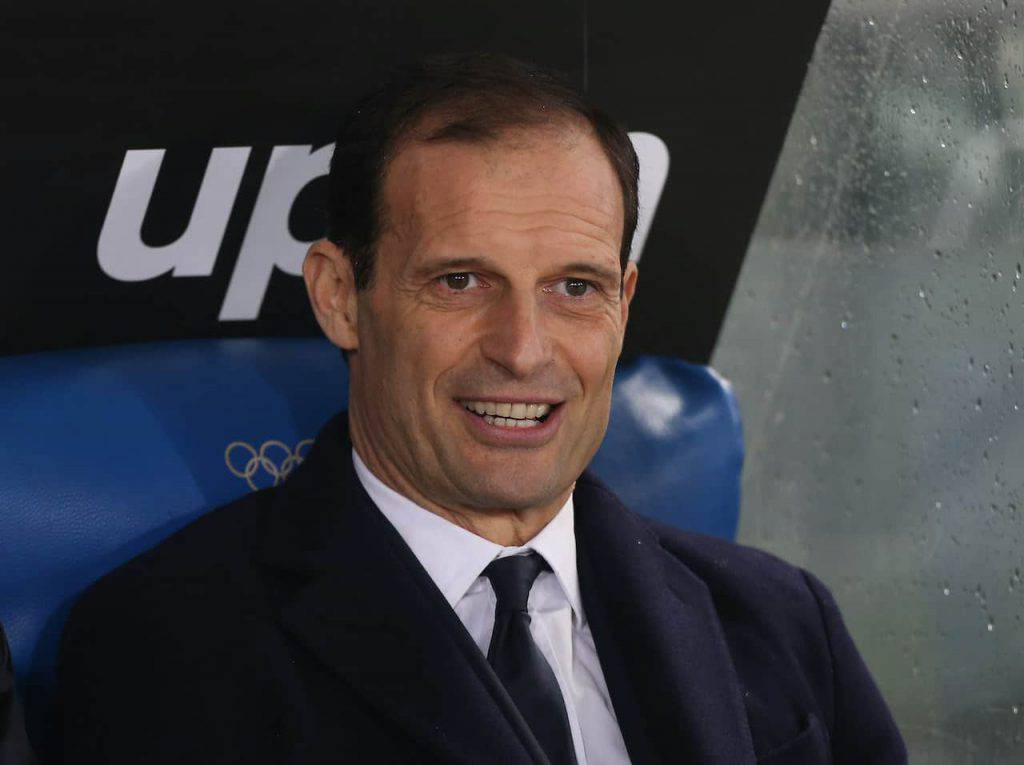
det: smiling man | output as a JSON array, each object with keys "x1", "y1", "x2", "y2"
[
  {"x1": 58, "y1": 54, "x2": 906, "y2": 764},
  {"x1": 311, "y1": 101, "x2": 633, "y2": 549}
]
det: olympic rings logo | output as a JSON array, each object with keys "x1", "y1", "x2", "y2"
[{"x1": 224, "y1": 438, "x2": 314, "y2": 491}]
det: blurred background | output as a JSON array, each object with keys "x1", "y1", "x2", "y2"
[
  {"x1": 715, "y1": 1, "x2": 1024, "y2": 760},
  {"x1": 2, "y1": 0, "x2": 1022, "y2": 760}
]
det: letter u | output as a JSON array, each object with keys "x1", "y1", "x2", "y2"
[{"x1": 97, "y1": 147, "x2": 251, "y2": 281}]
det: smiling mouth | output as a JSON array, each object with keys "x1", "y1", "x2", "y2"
[{"x1": 459, "y1": 400, "x2": 559, "y2": 429}]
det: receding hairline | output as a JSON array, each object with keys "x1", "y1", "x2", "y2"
[
  {"x1": 325, "y1": 55, "x2": 640, "y2": 292},
  {"x1": 375, "y1": 108, "x2": 624, "y2": 242}
]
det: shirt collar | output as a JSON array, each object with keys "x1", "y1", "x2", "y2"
[
  {"x1": 351, "y1": 448, "x2": 584, "y2": 628},
  {"x1": 509, "y1": 493, "x2": 583, "y2": 628}
]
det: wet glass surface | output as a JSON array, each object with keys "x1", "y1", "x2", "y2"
[{"x1": 713, "y1": 0, "x2": 1024, "y2": 760}]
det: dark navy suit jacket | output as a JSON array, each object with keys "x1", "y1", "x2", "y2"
[
  {"x1": 58, "y1": 413, "x2": 906, "y2": 764},
  {"x1": 1, "y1": 623, "x2": 37, "y2": 765}
]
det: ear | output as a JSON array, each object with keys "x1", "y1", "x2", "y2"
[
  {"x1": 620, "y1": 261, "x2": 639, "y2": 325},
  {"x1": 303, "y1": 239, "x2": 360, "y2": 351}
]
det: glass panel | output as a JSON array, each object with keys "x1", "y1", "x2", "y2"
[{"x1": 712, "y1": 0, "x2": 1024, "y2": 761}]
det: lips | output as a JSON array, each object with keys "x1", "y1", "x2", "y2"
[
  {"x1": 460, "y1": 400, "x2": 553, "y2": 428},
  {"x1": 456, "y1": 398, "x2": 564, "y2": 443}
]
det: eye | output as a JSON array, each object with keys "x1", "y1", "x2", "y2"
[
  {"x1": 438, "y1": 272, "x2": 481, "y2": 291},
  {"x1": 551, "y1": 278, "x2": 594, "y2": 298}
]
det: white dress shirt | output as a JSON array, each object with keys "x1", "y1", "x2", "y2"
[{"x1": 352, "y1": 450, "x2": 631, "y2": 764}]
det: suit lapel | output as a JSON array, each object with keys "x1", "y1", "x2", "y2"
[
  {"x1": 574, "y1": 474, "x2": 757, "y2": 765},
  {"x1": 256, "y1": 414, "x2": 546, "y2": 764}
]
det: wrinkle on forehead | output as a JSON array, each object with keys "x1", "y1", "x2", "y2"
[
  {"x1": 419, "y1": 199, "x2": 619, "y2": 250},
  {"x1": 379, "y1": 126, "x2": 624, "y2": 264}
]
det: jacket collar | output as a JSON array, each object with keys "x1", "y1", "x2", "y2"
[
  {"x1": 257, "y1": 412, "x2": 754, "y2": 764},
  {"x1": 574, "y1": 474, "x2": 756, "y2": 764},
  {"x1": 351, "y1": 447, "x2": 584, "y2": 627},
  {"x1": 256, "y1": 413, "x2": 545, "y2": 764}
]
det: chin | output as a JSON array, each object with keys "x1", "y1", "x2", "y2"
[{"x1": 459, "y1": 473, "x2": 567, "y2": 513}]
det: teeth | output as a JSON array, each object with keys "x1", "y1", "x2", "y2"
[
  {"x1": 484, "y1": 415, "x2": 540, "y2": 428},
  {"x1": 463, "y1": 400, "x2": 555, "y2": 423}
]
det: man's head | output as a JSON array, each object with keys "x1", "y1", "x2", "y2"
[{"x1": 304, "y1": 53, "x2": 639, "y2": 525}]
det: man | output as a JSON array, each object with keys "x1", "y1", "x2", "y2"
[{"x1": 59, "y1": 54, "x2": 906, "y2": 763}]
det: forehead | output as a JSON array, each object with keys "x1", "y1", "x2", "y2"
[{"x1": 379, "y1": 124, "x2": 624, "y2": 255}]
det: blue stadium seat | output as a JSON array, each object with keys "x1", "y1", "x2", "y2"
[{"x1": 0, "y1": 337, "x2": 742, "y2": 750}]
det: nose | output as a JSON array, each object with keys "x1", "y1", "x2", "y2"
[{"x1": 479, "y1": 290, "x2": 552, "y2": 379}]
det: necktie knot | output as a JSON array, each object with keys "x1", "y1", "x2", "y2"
[{"x1": 483, "y1": 552, "x2": 549, "y2": 613}]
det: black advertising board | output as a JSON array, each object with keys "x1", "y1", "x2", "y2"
[{"x1": 1, "y1": 0, "x2": 830, "y2": 362}]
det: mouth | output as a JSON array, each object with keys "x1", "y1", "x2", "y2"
[
  {"x1": 458, "y1": 400, "x2": 558, "y2": 429},
  {"x1": 455, "y1": 398, "x2": 564, "y2": 445}
]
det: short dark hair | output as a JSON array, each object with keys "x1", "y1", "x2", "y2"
[{"x1": 326, "y1": 52, "x2": 639, "y2": 290}]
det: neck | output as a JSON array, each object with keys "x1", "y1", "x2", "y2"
[{"x1": 349, "y1": 415, "x2": 570, "y2": 547}]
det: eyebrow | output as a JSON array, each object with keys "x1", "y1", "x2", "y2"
[
  {"x1": 412, "y1": 256, "x2": 492, "y2": 277},
  {"x1": 558, "y1": 261, "x2": 622, "y2": 286},
  {"x1": 414, "y1": 256, "x2": 622, "y2": 286}
]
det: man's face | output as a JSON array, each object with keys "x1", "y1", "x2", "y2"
[{"x1": 347, "y1": 124, "x2": 637, "y2": 514}]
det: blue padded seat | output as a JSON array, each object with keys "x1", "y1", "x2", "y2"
[{"x1": 0, "y1": 337, "x2": 742, "y2": 751}]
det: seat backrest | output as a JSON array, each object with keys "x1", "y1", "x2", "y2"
[{"x1": 0, "y1": 337, "x2": 742, "y2": 750}]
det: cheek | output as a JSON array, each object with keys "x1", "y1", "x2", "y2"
[
  {"x1": 360, "y1": 307, "x2": 427, "y2": 403},
  {"x1": 562, "y1": 322, "x2": 623, "y2": 399},
  {"x1": 397, "y1": 313, "x2": 478, "y2": 400}
]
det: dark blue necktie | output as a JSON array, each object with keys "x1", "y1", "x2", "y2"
[{"x1": 483, "y1": 553, "x2": 578, "y2": 765}]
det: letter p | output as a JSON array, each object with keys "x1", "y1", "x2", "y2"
[{"x1": 219, "y1": 144, "x2": 333, "y2": 321}]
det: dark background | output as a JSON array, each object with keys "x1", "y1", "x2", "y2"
[{"x1": 1, "y1": 0, "x2": 830, "y2": 362}]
